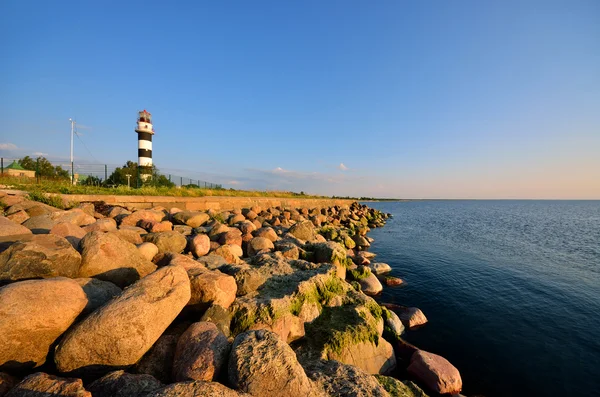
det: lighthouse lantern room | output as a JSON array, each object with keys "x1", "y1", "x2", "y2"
[{"x1": 135, "y1": 110, "x2": 154, "y2": 184}]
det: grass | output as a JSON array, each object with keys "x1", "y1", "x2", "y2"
[
  {"x1": 374, "y1": 376, "x2": 428, "y2": 397},
  {"x1": 349, "y1": 266, "x2": 372, "y2": 280},
  {"x1": 0, "y1": 175, "x2": 331, "y2": 199},
  {"x1": 27, "y1": 190, "x2": 66, "y2": 209},
  {"x1": 290, "y1": 276, "x2": 346, "y2": 316}
]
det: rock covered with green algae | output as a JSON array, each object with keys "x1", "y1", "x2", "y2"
[{"x1": 374, "y1": 375, "x2": 429, "y2": 397}]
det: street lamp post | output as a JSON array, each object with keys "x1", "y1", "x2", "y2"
[{"x1": 126, "y1": 174, "x2": 132, "y2": 188}]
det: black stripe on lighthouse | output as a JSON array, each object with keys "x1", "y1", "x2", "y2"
[
  {"x1": 137, "y1": 132, "x2": 153, "y2": 142},
  {"x1": 138, "y1": 149, "x2": 152, "y2": 158}
]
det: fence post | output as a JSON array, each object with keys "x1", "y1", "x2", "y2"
[
  {"x1": 104, "y1": 164, "x2": 107, "y2": 181},
  {"x1": 169, "y1": 174, "x2": 171, "y2": 182},
  {"x1": 180, "y1": 176, "x2": 183, "y2": 186},
  {"x1": 1, "y1": 157, "x2": 3, "y2": 175}
]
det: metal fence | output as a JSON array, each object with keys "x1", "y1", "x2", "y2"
[{"x1": 0, "y1": 157, "x2": 223, "y2": 189}]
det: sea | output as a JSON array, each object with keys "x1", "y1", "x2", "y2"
[{"x1": 363, "y1": 200, "x2": 600, "y2": 397}]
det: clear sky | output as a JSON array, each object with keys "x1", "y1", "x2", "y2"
[{"x1": 1, "y1": 1, "x2": 599, "y2": 198}]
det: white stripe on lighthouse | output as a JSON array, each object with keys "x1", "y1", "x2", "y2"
[
  {"x1": 139, "y1": 156, "x2": 153, "y2": 167},
  {"x1": 138, "y1": 140, "x2": 152, "y2": 150}
]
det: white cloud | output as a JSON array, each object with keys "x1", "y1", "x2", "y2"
[
  {"x1": 338, "y1": 163, "x2": 349, "y2": 171},
  {"x1": 32, "y1": 152, "x2": 48, "y2": 156},
  {"x1": 0, "y1": 143, "x2": 17, "y2": 150},
  {"x1": 227, "y1": 180, "x2": 241, "y2": 185}
]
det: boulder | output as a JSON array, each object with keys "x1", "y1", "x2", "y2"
[
  {"x1": 0, "y1": 234, "x2": 82, "y2": 281},
  {"x1": 79, "y1": 231, "x2": 156, "y2": 288},
  {"x1": 172, "y1": 211, "x2": 210, "y2": 228},
  {"x1": 109, "y1": 228, "x2": 144, "y2": 245},
  {"x1": 303, "y1": 359, "x2": 389, "y2": 397},
  {"x1": 358, "y1": 273, "x2": 383, "y2": 296},
  {"x1": 208, "y1": 223, "x2": 229, "y2": 241},
  {"x1": 228, "y1": 214, "x2": 245, "y2": 226},
  {"x1": 196, "y1": 254, "x2": 228, "y2": 271},
  {"x1": 172, "y1": 322, "x2": 230, "y2": 382},
  {"x1": 228, "y1": 330, "x2": 318, "y2": 397},
  {"x1": 137, "y1": 242, "x2": 159, "y2": 261},
  {"x1": 238, "y1": 220, "x2": 256, "y2": 235},
  {"x1": 83, "y1": 218, "x2": 118, "y2": 233},
  {"x1": 369, "y1": 263, "x2": 392, "y2": 275},
  {"x1": 120, "y1": 210, "x2": 165, "y2": 227},
  {"x1": 0, "y1": 278, "x2": 87, "y2": 370},
  {"x1": 134, "y1": 323, "x2": 190, "y2": 384},
  {"x1": 252, "y1": 227, "x2": 278, "y2": 242},
  {"x1": 151, "y1": 221, "x2": 173, "y2": 233},
  {"x1": 20, "y1": 214, "x2": 57, "y2": 234},
  {"x1": 213, "y1": 244, "x2": 243, "y2": 263},
  {"x1": 382, "y1": 308, "x2": 405, "y2": 338},
  {"x1": 247, "y1": 237, "x2": 274, "y2": 256},
  {"x1": 154, "y1": 253, "x2": 203, "y2": 271},
  {"x1": 6, "y1": 209, "x2": 29, "y2": 224},
  {"x1": 50, "y1": 222, "x2": 87, "y2": 249},
  {"x1": 187, "y1": 267, "x2": 237, "y2": 310},
  {"x1": 0, "y1": 216, "x2": 32, "y2": 237},
  {"x1": 374, "y1": 375, "x2": 428, "y2": 397},
  {"x1": 51, "y1": 209, "x2": 96, "y2": 227},
  {"x1": 188, "y1": 234, "x2": 210, "y2": 257},
  {"x1": 383, "y1": 276, "x2": 404, "y2": 286},
  {"x1": 87, "y1": 370, "x2": 163, "y2": 397},
  {"x1": 5, "y1": 372, "x2": 90, "y2": 397},
  {"x1": 146, "y1": 380, "x2": 250, "y2": 397},
  {"x1": 54, "y1": 265, "x2": 191, "y2": 375},
  {"x1": 288, "y1": 221, "x2": 315, "y2": 241},
  {"x1": 0, "y1": 372, "x2": 18, "y2": 396},
  {"x1": 75, "y1": 278, "x2": 122, "y2": 315},
  {"x1": 201, "y1": 304, "x2": 233, "y2": 338},
  {"x1": 407, "y1": 350, "x2": 462, "y2": 394},
  {"x1": 144, "y1": 231, "x2": 187, "y2": 254},
  {"x1": 218, "y1": 228, "x2": 243, "y2": 247},
  {"x1": 383, "y1": 304, "x2": 428, "y2": 328}
]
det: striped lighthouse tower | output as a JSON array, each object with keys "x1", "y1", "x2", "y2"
[{"x1": 135, "y1": 110, "x2": 154, "y2": 182}]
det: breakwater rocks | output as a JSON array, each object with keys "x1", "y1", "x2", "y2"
[{"x1": 0, "y1": 191, "x2": 464, "y2": 396}]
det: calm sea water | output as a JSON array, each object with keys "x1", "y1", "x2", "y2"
[{"x1": 363, "y1": 200, "x2": 600, "y2": 397}]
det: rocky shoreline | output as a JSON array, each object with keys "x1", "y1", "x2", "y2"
[{"x1": 0, "y1": 190, "x2": 464, "y2": 396}]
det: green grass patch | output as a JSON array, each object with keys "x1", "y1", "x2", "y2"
[
  {"x1": 27, "y1": 190, "x2": 65, "y2": 209},
  {"x1": 374, "y1": 376, "x2": 429, "y2": 397},
  {"x1": 290, "y1": 276, "x2": 346, "y2": 316}
]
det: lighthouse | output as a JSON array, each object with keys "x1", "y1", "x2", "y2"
[{"x1": 135, "y1": 110, "x2": 154, "y2": 183}]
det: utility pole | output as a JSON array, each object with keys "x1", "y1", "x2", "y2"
[{"x1": 69, "y1": 118, "x2": 76, "y2": 184}]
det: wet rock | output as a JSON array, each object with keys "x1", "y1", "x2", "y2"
[
  {"x1": 0, "y1": 234, "x2": 82, "y2": 281},
  {"x1": 0, "y1": 216, "x2": 31, "y2": 237},
  {"x1": 383, "y1": 276, "x2": 404, "y2": 286},
  {"x1": 75, "y1": 278, "x2": 122, "y2": 315},
  {"x1": 173, "y1": 322, "x2": 230, "y2": 382},
  {"x1": 54, "y1": 266, "x2": 191, "y2": 375},
  {"x1": 0, "y1": 278, "x2": 87, "y2": 371},
  {"x1": 144, "y1": 231, "x2": 187, "y2": 254},
  {"x1": 407, "y1": 350, "x2": 462, "y2": 394},
  {"x1": 87, "y1": 370, "x2": 163, "y2": 397},
  {"x1": 5, "y1": 372, "x2": 90, "y2": 397},
  {"x1": 228, "y1": 330, "x2": 318, "y2": 397},
  {"x1": 0, "y1": 372, "x2": 18, "y2": 397},
  {"x1": 79, "y1": 231, "x2": 156, "y2": 288}
]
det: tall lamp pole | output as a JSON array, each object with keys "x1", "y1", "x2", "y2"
[{"x1": 69, "y1": 118, "x2": 76, "y2": 184}]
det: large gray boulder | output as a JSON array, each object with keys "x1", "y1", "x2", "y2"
[
  {"x1": 0, "y1": 278, "x2": 87, "y2": 371},
  {"x1": 228, "y1": 330, "x2": 319, "y2": 397},
  {"x1": 78, "y1": 231, "x2": 156, "y2": 288},
  {"x1": 0, "y1": 234, "x2": 82, "y2": 281},
  {"x1": 49, "y1": 222, "x2": 87, "y2": 249},
  {"x1": 54, "y1": 266, "x2": 191, "y2": 375},
  {"x1": 172, "y1": 322, "x2": 230, "y2": 382}
]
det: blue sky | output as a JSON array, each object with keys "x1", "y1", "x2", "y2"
[{"x1": 1, "y1": 1, "x2": 599, "y2": 198}]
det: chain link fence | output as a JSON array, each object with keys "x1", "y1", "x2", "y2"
[{"x1": 0, "y1": 157, "x2": 222, "y2": 189}]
